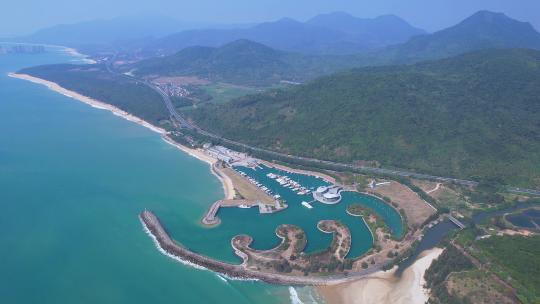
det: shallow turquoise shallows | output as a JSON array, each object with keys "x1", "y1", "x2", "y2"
[
  {"x1": 0, "y1": 47, "x2": 401, "y2": 303},
  {"x1": 0, "y1": 47, "x2": 314, "y2": 304}
]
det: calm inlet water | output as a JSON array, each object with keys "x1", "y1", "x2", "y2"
[
  {"x1": 505, "y1": 208, "x2": 540, "y2": 229},
  {"x1": 0, "y1": 46, "x2": 402, "y2": 303},
  {"x1": 159, "y1": 163, "x2": 403, "y2": 264}
]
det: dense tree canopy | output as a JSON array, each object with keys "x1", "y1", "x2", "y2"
[{"x1": 188, "y1": 49, "x2": 540, "y2": 187}]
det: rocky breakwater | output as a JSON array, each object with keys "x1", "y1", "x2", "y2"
[{"x1": 140, "y1": 210, "x2": 364, "y2": 285}]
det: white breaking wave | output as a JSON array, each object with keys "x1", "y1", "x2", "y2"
[
  {"x1": 216, "y1": 274, "x2": 228, "y2": 283},
  {"x1": 139, "y1": 217, "x2": 259, "y2": 282},
  {"x1": 289, "y1": 287, "x2": 304, "y2": 304},
  {"x1": 140, "y1": 217, "x2": 206, "y2": 270}
]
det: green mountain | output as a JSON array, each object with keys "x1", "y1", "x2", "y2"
[
  {"x1": 306, "y1": 12, "x2": 425, "y2": 48},
  {"x1": 379, "y1": 10, "x2": 540, "y2": 63},
  {"x1": 19, "y1": 64, "x2": 169, "y2": 125},
  {"x1": 127, "y1": 11, "x2": 540, "y2": 87},
  {"x1": 188, "y1": 49, "x2": 540, "y2": 187},
  {"x1": 127, "y1": 39, "x2": 366, "y2": 86}
]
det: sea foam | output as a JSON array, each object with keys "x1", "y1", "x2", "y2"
[
  {"x1": 140, "y1": 217, "x2": 259, "y2": 282},
  {"x1": 289, "y1": 287, "x2": 304, "y2": 304}
]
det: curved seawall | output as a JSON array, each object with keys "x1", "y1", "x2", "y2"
[{"x1": 140, "y1": 210, "x2": 381, "y2": 285}]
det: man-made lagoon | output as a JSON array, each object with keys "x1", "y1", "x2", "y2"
[{"x1": 161, "y1": 164, "x2": 403, "y2": 263}]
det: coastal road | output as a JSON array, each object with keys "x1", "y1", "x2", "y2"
[
  {"x1": 104, "y1": 57, "x2": 539, "y2": 197},
  {"x1": 105, "y1": 55, "x2": 194, "y2": 129}
]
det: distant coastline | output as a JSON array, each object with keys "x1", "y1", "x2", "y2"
[
  {"x1": 62, "y1": 47, "x2": 97, "y2": 64},
  {"x1": 9, "y1": 72, "x2": 168, "y2": 135},
  {"x1": 8, "y1": 72, "x2": 234, "y2": 200}
]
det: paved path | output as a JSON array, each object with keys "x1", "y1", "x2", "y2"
[{"x1": 426, "y1": 183, "x2": 442, "y2": 194}]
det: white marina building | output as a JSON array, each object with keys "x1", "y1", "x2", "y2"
[{"x1": 313, "y1": 186, "x2": 343, "y2": 204}]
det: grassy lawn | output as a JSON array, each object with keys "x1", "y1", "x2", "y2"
[{"x1": 200, "y1": 83, "x2": 258, "y2": 104}]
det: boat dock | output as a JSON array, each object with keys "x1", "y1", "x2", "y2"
[
  {"x1": 202, "y1": 199, "x2": 287, "y2": 226},
  {"x1": 265, "y1": 172, "x2": 312, "y2": 196}
]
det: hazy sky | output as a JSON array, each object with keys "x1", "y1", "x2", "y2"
[{"x1": 2, "y1": 0, "x2": 540, "y2": 36}]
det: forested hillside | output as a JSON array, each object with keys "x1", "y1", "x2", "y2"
[
  {"x1": 377, "y1": 10, "x2": 540, "y2": 63},
  {"x1": 125, "y1": 11, "x2": 540, "y2": 87},
  {"x1": 19, "y1": 64, "x2": 169, "y2": 125},
  {"x1": 127, "y1": 39, "x2": 367, "y2": 86},
  {"x1": 188, "y1": 49, "x2": 540, "y2": 187}
]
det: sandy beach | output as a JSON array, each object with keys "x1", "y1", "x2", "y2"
[
  {"x1": 318, "y1": 247, "x2": 443, "y2": 304},
  {"x1": 161, "y1": 136, "x2": 235, "y2": 200},
  {"x1": 9, "y1": 72, "x2": 235, "y2": 200},
  {"x1": 9, "y1": 73, "x2": 167, "y2": 134},
  {"x1": 63, "y1": 47, "x2": 97, "y2": 64}
]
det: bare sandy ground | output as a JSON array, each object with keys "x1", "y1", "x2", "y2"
[
  {"x1": 9, "y1": 72, "x2": 234, "y2": 200},
  {"x1": 318, "y1": 248, "x2": 443, "y2": 304},
  {"x1": 369, "y1": 181, "x2": 437, "y2": 228},
  {"x1": 63, "y1": 47, "x2": 97, "y2": 64}
]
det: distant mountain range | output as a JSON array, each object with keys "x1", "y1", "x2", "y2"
[
  {"x1": 9, "y1": 12, "x2": 425, "y2": 56},
  {"x1": 376, "y1": 10, "x2": 540, "y2": 63},
  {"x1": 125, "y1": 11, "x2": 540, "y2": 86},
  {"x1": 188, "y1": 48, "x2": 540, "y2": 187},
  {"x1": 7, "y1": 15, "x2": 209, "y2": 47},
  {"x1": 124, "y1": 39, "x2": 367, "y2": 86},
  {"x1": 142, "y1": 13, "x2": 425, "y2": 55},
  {"x1": 19, "y1": 10, "x2": 540, "y2": 188},
  {"x1": 306, "y1": 12, "x2": 426, "y2": 49}
]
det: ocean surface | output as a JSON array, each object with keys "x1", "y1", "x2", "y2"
[{"x1": 0, "y1": 47, "x2": 321, "y2": 303}]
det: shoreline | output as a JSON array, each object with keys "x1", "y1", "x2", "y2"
[
  {"x1": 317, "y1": 247, "x2": 443, "y2": 304},
  {"x1": 12, "y1": 70, "x2": 441, "y2": 299},
  {"x1": 9, "y1": 73, "x2": 168, "y2": 135},
  {"x1": 62, "y1": 47, "x2": 97, "y2": 64},
  {"x1": 140, "y1": 209, "x2": 378, "y2": 285},
  {"x1": 9, "y1": 72, "x2": 234, "y2": 200}
]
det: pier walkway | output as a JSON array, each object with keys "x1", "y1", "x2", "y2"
[{"x1": 202, "y1": 199, "x2": 258, "y2": 226}]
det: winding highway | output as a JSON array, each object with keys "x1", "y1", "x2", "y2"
[{"x1": 105, "y1": 57, "x2": 540, "y2": 197}]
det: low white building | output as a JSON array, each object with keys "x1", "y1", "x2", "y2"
[{"x1": 313, "y1": 185, "x2": 342, "y2": 204}]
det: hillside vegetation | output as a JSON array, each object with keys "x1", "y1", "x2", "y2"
[
  {"x1": 127, "y1": 11, "x2": 540, "y2": 87},
  {"x1": 142, "y1": 13, "x2": 424, "y2": 56},
  {"x1": 126, "y1": 39, "x2": 367, "y2": 86},
  {"x1": 188, "y1": 49, "x2": 540, "y2": 187},
  {"x1": 19, "y1": 64, "x2": 169, "y2": 125},
  {"x1": 372, "y1": 10, "x2": 540, "y2": 65},
  {"x1": 475, "y1": 235, "x2": 540, "y2": 303}
]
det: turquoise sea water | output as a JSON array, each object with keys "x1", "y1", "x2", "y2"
[
  {"x1": 0, "y1": 47, "x2": 402, "y2": 303},
  {"x1": 225, "y1": 165, "x2": 403, "y2": 258},
  {"x1": 0, "y1": 47, "x2": 312, "y2": 303}
]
